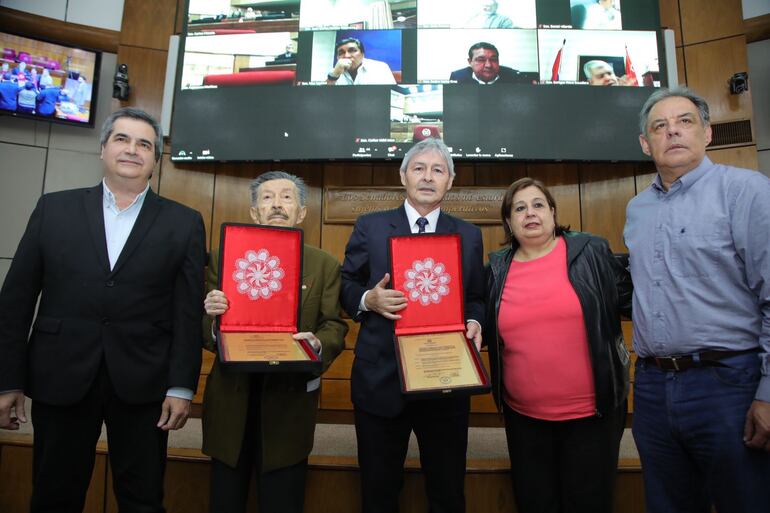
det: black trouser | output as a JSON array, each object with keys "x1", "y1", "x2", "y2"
[
  {"x1": 354, "y1": 397, "x2": 470, "y2": 513},
  {"x1": 31, "y1": 362, "x2": 168, "y2": 513},
  {"x1": 503, "y1": 402, "x2": 626, "y2": 513},
  {"x1": 208, "y1": 376, "x2": 307, "y2": 513}
]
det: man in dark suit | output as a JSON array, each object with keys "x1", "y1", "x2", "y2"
[
  {"x1": 0, "y1": 107, "x2": 206, "y2": 513},
  {"x1": 340, "y1": 137, "x2": 485, "y2": 513},
  {"x1": 449, "y1": 42, "x2": 535, "y2": 85},
  {"x1": 201, "y1": 171, "x2": 347, "y2": 513}
]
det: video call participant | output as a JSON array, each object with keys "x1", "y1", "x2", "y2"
[
  {"x1": 466, "y1": 0, "x2": 514, "y2": 28},
  {"x1": 584, "y1": 60, "x2": 633, "y2": 86},
  {"x1": 340, "y1": 138, "x2": 484, "y2": 513},
  {"x1": 0, "y1": 107, "x2": 206, "y2": 513},
  {"x1": 326, "y1": 37, "x2": 396, "y2": 85},
  {"x1": 625, "y1": 87, "x2": 770, "y2": 512},
  {"x1": 450, "y1": 42, "x2": 533, "y2": 85},
  {"x1": 583, "y1": 0, "x2": 622, "y2": 30},
  {"x1": 202, "y1": 171, "x2": 347, "y2": 513}
]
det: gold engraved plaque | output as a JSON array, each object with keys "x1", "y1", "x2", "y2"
[
  {"x1": 221, "y1": 332, "x2": 310, "y2": 362},
  {"x1": 397, "y1": 332, "x2": 482, "y2": 392}
]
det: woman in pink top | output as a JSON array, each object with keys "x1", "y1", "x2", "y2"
[{"x1": 485, "y1": 177, "x2": 632, "y2": 513}]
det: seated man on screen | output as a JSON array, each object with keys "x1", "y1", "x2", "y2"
[
  {"x1": 584, "y1": 59, "x2": 633, "y2": 86},
  {"x1": 326, "y1": 37, "x2": 396, "y2": 86},
  {"x1": 465, "y1": 0, "x2": 514, "y2": 29},
  {"x1": 270, "y1": 43, "x2": 297, "y2": 65},
  {"x1": 450, "y1": 42, "x2": 534, "y2": 85},
  {"x1": 201, "y1": 171, "x2": 347, "y2": 513}
]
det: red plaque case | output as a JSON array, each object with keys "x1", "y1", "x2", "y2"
[
  {"x1": 389, "y1": 233, "x2": 490, "y2": 397},
  {"x1": 216, "y1": 223, "x2": 320, "y2": 372}
]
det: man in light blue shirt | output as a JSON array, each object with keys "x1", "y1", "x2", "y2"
[
  {"x1": 0, "y1": 107, "x2": 206, "y2": 512},
  {"x1": 624, "y1": 86, "x2": 770, "y2": 512}
]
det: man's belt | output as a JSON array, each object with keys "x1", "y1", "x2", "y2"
[{"x1": 641, "y1": 348, "x2": 759, "y2": 371}]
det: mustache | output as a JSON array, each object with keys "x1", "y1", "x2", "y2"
[{"x1": 268, "y1": 208, "x2": 289, "y2": 219}]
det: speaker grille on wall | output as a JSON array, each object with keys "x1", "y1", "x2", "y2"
[{"x1": 709, "y1": 119, "x2": 753, "y2": 147}]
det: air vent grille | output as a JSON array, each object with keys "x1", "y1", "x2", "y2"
[{"x1": 709, "y1": 119, "x2": 753, "y2": 147}]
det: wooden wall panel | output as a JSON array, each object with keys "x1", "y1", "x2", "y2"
[
  {"x1": 0, "y1": 445, "x2": 107, "y2": 513},
  {"x1": 578, "y1": 164, "x2": 636, "y2": 251},
  {"x1": 157, "y1": 157, "x2": 215, "y2": 247},
  {"x1": 320, "y1": 379, "x2": 353, "y2": 410},
  {"x1": 659, "y1": 0, "x2": 683, "y2": 47},
  {"x1": 209, "y1": 163, "x2": 271, "y2": 252},
  {"x1": 119, "y1": 0, "x2": 178, "y2": 50},
  {"x1": 473, "y1": 163, "x2": 527, "y2": 186},
  {"x1": 530, "y1": 163, "x2": 582, "y2": 231},
  {"x1": 707, "y1": 145, "x2": 760, "y2": 169},
  {"x1": 112, "y1": 46, "x2": 170, "y2": 121},
  {"x1": 321, "y1": 225, "x2": 355, "y2": 264},
  {"x1": 0, "y1": 7, "x2": 119, "y2": 53},
  {"x1": 684, "y1": 36, "x2": 754, "y2": 125},
  {"x1": 679, "y1": 0, "x2": 744, "y2": 45},
  {"x1": 676, "y1": 46, "x2": 686, "y2": 86}
]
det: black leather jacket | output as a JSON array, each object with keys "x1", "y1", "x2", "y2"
[{"x1": 485, "y1": 231, "x2": 633, "y2": 417}]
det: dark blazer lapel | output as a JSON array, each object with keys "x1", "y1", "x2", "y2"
[
  {"x1": 389, "y1": 205, "x2": 413, "y2": 237},
  {"x1": 435, "y1": 210, "x2": 457, "y2": 234},
  {"x1": 109, "y1": 188, "x2": 162, "y2": 276},
  {"x1": 300, "y1": 247, "x2": 312, "y2": 309},
  {"x1": 83, "y1": 184, "x2": 111, "y2": 274}
]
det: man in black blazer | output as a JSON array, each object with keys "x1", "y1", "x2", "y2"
[
  {"x1": 340, "y1": 138, "x2": 485, "y2": 513},
  {"x1": 449, "y1": 41, "x2": 536, "y2": 85},
  {"x1": 0, "y1": 107, "x2": 206, "y2": 513}
]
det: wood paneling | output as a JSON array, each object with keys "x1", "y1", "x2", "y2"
[
  {"x1": 684, "y1": 36, "x2": 753, "y2": 125},
  {"x1": 530, "y1": 163, "x2": 582, "y2": 232},
  {"x1": 659, "y1": 0, "x2": 682, "y2": 47},
  {"x1": 321, "y1": 379, "x2": 353, "y2": 410},
  {"x1": 676, "y1": 46, "x2": 686, "y2": 86},
  {"x1": 745, "y1": 13, "x2": 770, "y2": 43},
  {"x1": 325, "y1": 349, "x2": 354, "y2": 379},
  {"x1": 0, "y1": 444, "x2": 107, "y2": 513},
  {"x1": 707, "y1": 145, "x2": 760, "y2": 169},
  {"x1": 473, "y1": 162, "x2": 527, "y2": 186},
  {"x1": 679, "y1": 0, "x2": 744, "y2": 45},
  {"x1": 0, "y1": 7, "x2": 119, "y2": 53},
  {"x1": 113, "y1": 46, "x2": 170, "y2": 121},
  {"x1": 157, "y1": 157, "x2": 215, "y2": 246},
  {"x1": 119, "y1": 0, "x2": 178, "y2": 50},
  {"x1": 209, "y1": 163, "x2": 271, "y2": 251},
  {"x1": 578, "y1": 164, "x2": 636, "y2": 251}
]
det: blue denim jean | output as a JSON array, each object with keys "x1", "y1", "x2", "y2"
[{"x1": 632, "y1": 352, "x2": 770, "y2": 513}]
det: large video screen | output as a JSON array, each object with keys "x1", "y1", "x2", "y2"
[
  {"x1": 171, "y1": 0, "x2": 664, "y2": 162},
  {"x1": 0, "y1": 31, "x2": 101, "y2": 127}
]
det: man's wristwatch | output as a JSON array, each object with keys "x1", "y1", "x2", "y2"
[{"x1": 327, "y1": 73, "x2": 340, "y2": 81}]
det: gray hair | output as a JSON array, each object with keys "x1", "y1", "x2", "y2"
[
  {"x1": 583, "y1": 59, "x2": 613, "y2": 81},
  {"x1": 399, "y1": 138, "x2": 455, "y2": 178},
  {"x1": 639, "y1": 86, "x2": 710, "y2": 136},
  {"x1": 249, "y1": 171, "x2": 307, "y2": 207},
  {"x1": 100, "y1": 107, "x2": 163, "y2": 162}
]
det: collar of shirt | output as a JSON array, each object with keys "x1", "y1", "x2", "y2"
[
  {"x1": 651, "y1": 156, "x2": 712, "y2": 196},
  {"x1": 102, "y1": 179, "x2": 150, "y2": 214},
  {"x1": 472, "y1": 72, "x2": 499, "y2": 85},
  {"x1": 403, "y1": 200, "x2": 440, "y2": 233}
]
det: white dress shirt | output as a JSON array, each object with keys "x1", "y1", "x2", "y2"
[{"x1": 103, "y1": 180, "x2": 193, "y2": 401}]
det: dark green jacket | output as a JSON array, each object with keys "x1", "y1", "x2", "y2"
[{"x1": 201, "y1": 245, "x2": 347, "y2": 471}]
